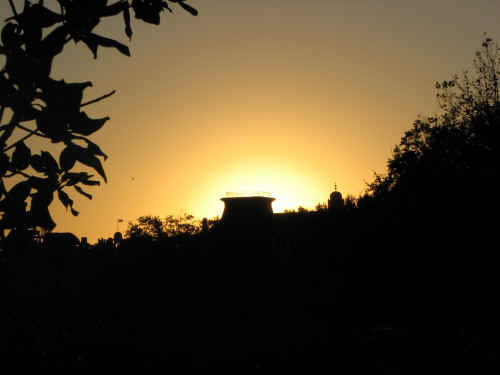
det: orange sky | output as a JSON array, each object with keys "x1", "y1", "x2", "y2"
[{"x1": 2, "y1": 1, "x2": 500, "y2": 242}]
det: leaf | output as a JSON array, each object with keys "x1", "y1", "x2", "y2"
[
  {"x1": 43, "y1": 79, "x2": 93, "y2": 113},
  {"x1": 31, "y1": 151, "x2": 60, "y2": 176},
  {"x1": 36, "y1": 109, "x2": 71, "y2": 143},
  {"x1": 17, "y1": 3, "x2": 64, "y2": 53},
  {"x1": 29, "y1": 195, "x2": 56, "y2": 231},
  {"x1": 25, "y1": 4, "x2": 64, "y2": 28},
  {"x1": 123, "y1": 6, "x2": 133, "y2": 40},
  {"x1": 81, "y1": 138, "x2": 108, "y2": 160},
  {"x1": 72, "y1": 145, "x2": 107, "y2": 182},
  {"x1": 162, "y1": 1, "x2": 173, "y2": 12},
  {"x1": 80, "y1": 33, "x2": 99, "y2": 58},
  {"x1": 30, "y1": 154, "x2": 45, "y2": 173},
  {"x1": 62, "y1": 0, "x2": 103, "y2": 38},
  {"x1": 58, "y1": 189, "x2": 74, "y2": 209},
  {"x1": 61, "y1": 144, "x2": 107, "y2": 182},
  {"x1": 71, "y1": 208, "x2": 79, "y2": 216},
  {"x1": 178, "y1": 1, "x2": 198, "y2": 16},
  {"x1": 0, "y1": 202, "x2": 28, "y2": 229},
  {"x1": 101, "y1": 1, "x2": 128, "y2": 17},
  {"x1": 70, "y1": 112, "x2": 109, "y2": 136},
  {"x1": 79, "y1": 153, "x2": 107, "y2": 183},
  {"x1": 80, "y1": 179, "x2": 101, "y2": 186},
  {"x1": 132, "y1": 0, "x2": 161, "y2": 25},
  {"x1": 62, "y1": 172, "x2": 100, "y2": 186},
  {"x1": 85, "y1": 32, "x2": 131, "y2": 57},
  {"x1": 11, "y1": 141, "x2": 31, "y2": 170},
  {"x1": 74, "y1": 185, "x2": 92, "y2": 200},
  {"x1": 40, "y1": 23, "x2": 70, "y2": 59},
  {"x1": 59, "y1": 146, "x2": 77, "y2": 171},
  {"x1": 9, "y1": 181, "x2": 32, "y2": 202},
  {"x1": 41, "y1": 151, "x2": 60, "y2": 176}
]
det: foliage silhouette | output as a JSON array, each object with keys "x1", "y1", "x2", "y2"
[
  {"x1": 125, "y1": 213, "x2": 202, "y2": 241},
  {"x1": 0, "y1": 0, "x2": 198, "y2": 246},
  {"x1": 356, "y1": 37, "x2": 500, "y2": 346},
  {"x1": 367, "y1": 36, "x2": 498, "y2": 205}
]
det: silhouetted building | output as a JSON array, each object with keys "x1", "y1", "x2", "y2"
[
  {"x1": 216, "y1": 188, "x2": 340, "y2": 260},
  {"x1": 217, "y1": 193, "x2": 276, "y2": 246},
  {"x1": 328, "y1": 184, "x2": 344, "y2": 213},
  {"x1": 113, "y1": 232, "x2": 123, "y2": 246},
  {"x1": 220, "y1": 194, "x2": 275, "y2": 223}
]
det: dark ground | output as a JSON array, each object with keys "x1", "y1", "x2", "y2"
[{"x1": 2, "y1": 211, "x2": 499, "y2": 372}]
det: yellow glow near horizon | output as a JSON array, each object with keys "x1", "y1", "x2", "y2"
[
  {"x1": 187, "y1": 162, "x2": 328, "y2": 220},
  {"x1": 3, "y1": 1, "x2": 499, "y2": 242}
]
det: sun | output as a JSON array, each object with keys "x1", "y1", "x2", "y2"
[{"x1": 187, "y1": 160, "x2": 327, "y2": 220}]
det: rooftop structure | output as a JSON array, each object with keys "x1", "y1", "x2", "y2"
[
  {"x1": 224, "y1": 191, "x2": 273, "y2": 198},
  {"x1": 220, "y1": 193, "x2": 275, "y2": 223}
]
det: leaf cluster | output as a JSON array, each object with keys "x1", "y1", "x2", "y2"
[{"x1": 0, "y1": 1, "x2": 198, "y2": 240}]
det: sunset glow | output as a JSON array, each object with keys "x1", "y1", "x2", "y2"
[{"x1": 3, "y1": 0, "x2": 499, "y2": 242}]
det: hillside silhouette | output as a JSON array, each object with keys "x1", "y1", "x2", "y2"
[{"x1": 2, "y1": 38, "x2": 499, "y2": 371}]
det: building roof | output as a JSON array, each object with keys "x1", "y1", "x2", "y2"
[{"x1": 221, "y1": 195, "x2": 275, "y2": 202}]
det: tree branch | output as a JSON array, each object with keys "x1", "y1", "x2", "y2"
[
  {"x1": 16, "y1": 123, "x2": 49, "y2": 138},
  {"x1": 8, "y1": 0, "x2": 19, "y2": 19},
  {"x1": 0, "y1": 113, "x2": 21, "y2": 150},
  {"x1": 3, "y1": 132, "x2": 35, "y2": 152},
  {"x1": 81, "y1": 90, "x2": 116, "y2": 107},
  {"x1": 57, "y1": 181, "x2": 70, "y2": 190},
  {"x1": 1, "y1": 123, "x2": 49, "y2": 153},
  {"x1": 4, "y1": 170, "x2": 34, "y2": 179}
]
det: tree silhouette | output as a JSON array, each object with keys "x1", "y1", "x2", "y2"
[
  {"x1": 359, "y1": 37, "x2": 500, "y2": 330},
  {"x1": 367, "y1": 36, "x2": 499, "y2": 205},
  {"x1": 0, "y1": 0, "x2": 198, "y2": 246},
  {"x1": 125, "y1": 213, "x2": 201, "y2": 241},
  {"x1": 314, "y1": 202, "x2": 327, "y2": 212},
  {"x1": 125, "y1": 215, "x2": 165, "y2": 240}
]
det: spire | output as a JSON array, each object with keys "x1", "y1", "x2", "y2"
[{"x1": 328, "y1": 182, "x2": 344, "y2": 213}]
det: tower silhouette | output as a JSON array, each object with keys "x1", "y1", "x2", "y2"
[{"x1": 221, "y1": 194, "x2": 275, "y2": 223}]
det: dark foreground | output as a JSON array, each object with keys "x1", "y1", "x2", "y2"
[{"x1": 2, "y1": 213, "x2": 499, "y2": 373}]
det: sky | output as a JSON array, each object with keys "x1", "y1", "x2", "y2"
[{"x1": 1, "y1": 0, "x2": 500, "y2": 242}]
